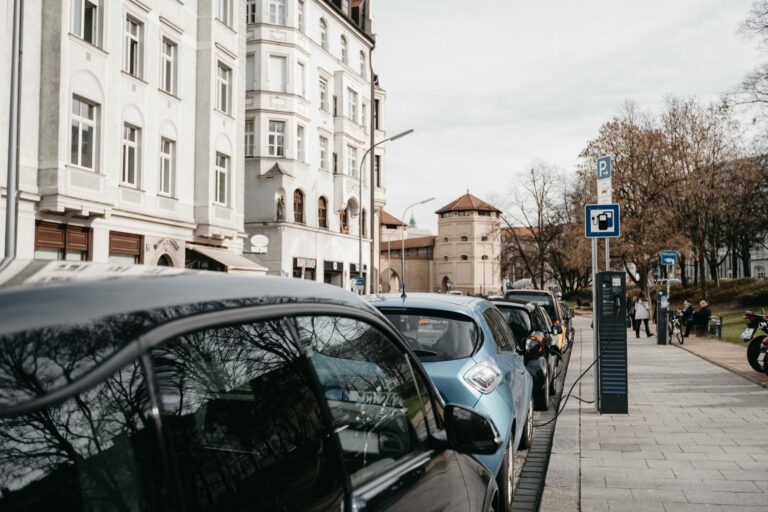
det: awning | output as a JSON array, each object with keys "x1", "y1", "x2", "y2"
[{"x1": 187, "y1": 244, "x2": 268, "y2": 274}]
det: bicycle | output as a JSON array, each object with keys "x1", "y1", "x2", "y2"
[{"x1": 667, "y1": 310, "x2": 684, "y2": 345}]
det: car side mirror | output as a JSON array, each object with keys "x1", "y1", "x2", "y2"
[
  {"x1": 444, "y1": 404, "x2": 502, "y2": 455},
  {"x1": 552, "y1": 324, "x2": 563, "y2": 335}
]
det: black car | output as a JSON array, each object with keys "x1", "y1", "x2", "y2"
[
  {"x1": 0, "y1": 260, "x2": 504, "y2": 512},
  {"x1": 504, "y1": 290, "x2": 567, "y2": 351},
  {"x1": 491, "y1": 300, "x2": 559, "y2": 411}
]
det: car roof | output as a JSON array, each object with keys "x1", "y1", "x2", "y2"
[
  {"x1": 0, "y1": 259, "x2": 376, "y2": 338},
  {"x1": 490, "y1": 299, "x2": 535, "y2": 312},
  {"x1": 368, "y1": 293, "x2": 490, "y2": 317}
]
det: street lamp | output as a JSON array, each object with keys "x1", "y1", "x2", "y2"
[
  {"x1": 401, "y1": 197, "x2": 435, "y2": 298},
  {"x1": 358, "y1": 128, "x2": 414, "y2": 295}
]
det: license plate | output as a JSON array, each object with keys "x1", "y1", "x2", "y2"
[{"x1": 741, "y1": 328, "x2": 755, "y2": 340}]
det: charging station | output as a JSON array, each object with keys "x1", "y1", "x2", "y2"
[{"x1": 595, "y1": 271, "x2": 628, "y2": 414}]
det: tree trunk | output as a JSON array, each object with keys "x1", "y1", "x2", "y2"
[
  {"x1": 731, "y1": 246, "x2": 739, "y2": 279},
  {"x1": 741, "y1": 240, "x2": 752, "y2": 278},
  {"x1": 680, "y1": 254, "x2": 689, "y2": 288},
  {"x1": 698, "y1": 249, "x2": 707, "y2": 298}
]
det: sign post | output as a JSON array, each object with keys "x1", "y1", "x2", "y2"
[
  {"x1": 660, "y1": 249, "x2": 678, "y2": 298},
  {"x1": 597, "y1": 156, "x2": 612, "y2": 271}
]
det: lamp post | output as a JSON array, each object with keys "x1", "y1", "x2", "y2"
[
  {"x1": 401, "y1": 197, "x2": 435, "y2": 298},
  {"x1": 358, "y1": 128, "x2": 414, "y2": 295}
]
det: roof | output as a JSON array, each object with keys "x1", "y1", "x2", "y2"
[
  {"x1": 501, "y1": 226, "x2": 538, "y2": 238},
  {"x1": 368, "y1": 292, "x2": 490, "y2": 317},
  {"x1": 381, "y1": 235, "x2": 436, "y2": 252},
  {"x1": 260, "y1": 162, "x2": 293, "y2": 179},
  {"x1": 380, "y1": 210, "x2": 405, "y2": 227},
  {"x1": 435, "y1": 192, "x2": 501, "y2": 214},
  {"x1": 187, "y1": 244, "x2": 268, "y2": 273},
  {"x1": 0, "y1": 259, "x2": 375, "y2": 338}
]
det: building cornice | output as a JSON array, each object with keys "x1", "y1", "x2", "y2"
[{"x1": 159, "y1": 16, "x2": 184, "y2": 35}]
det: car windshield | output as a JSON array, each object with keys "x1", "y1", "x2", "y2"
[
  {"x1": 505, "y1": 293, "x2": 556, "y2": 320},
  {"x1": 382, "y1": 311, "x2": 478, "y2": 361},
  {"x1": 496, "y1": 306, "x2": 532, "y2": 341}
]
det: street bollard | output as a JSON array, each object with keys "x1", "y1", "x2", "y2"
[{"x1": 657, "y1": 291, "x2": 668, "y2": 345}]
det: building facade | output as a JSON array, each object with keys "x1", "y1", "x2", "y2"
[
  {"x1": 1, "y1": 0, "x2": 263, "y2": 271},
  {"x1": 379, "y1": 193, "x2": 503, "y2": 295},
  {"x1": 242, "y1": 0, "x2": 387, "y2": 291}
]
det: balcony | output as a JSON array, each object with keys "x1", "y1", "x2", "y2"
[{"x1": 37, "y1": 165, "x2": 112, "y2": 217}]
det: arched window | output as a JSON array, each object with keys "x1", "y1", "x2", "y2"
[
  {"x1": 340, "y1": 206, "x2": 349, "y2": 234},
  {"x1": 460, "y1": 255, "x2": 469, "y2": 261},
  {"x1": 460, "y1": 235, "x2": 468, "y2": 242},
  {"x1": 360, "y1": 50, "x2": 366, "y2": 77},
  {"x1": 341, "y1": 36, "x2": 348, "y2": 64},
  {"x1": 320, "y1": 18, "x2": 328, "y2": 49},
  {"x1": 318, "y1": 197, "x2": 328, "y2": 228},
  {"x1": 157, "y1": 254, "x2": 173, "y2": 266},
  {"x1": 757, "y1": 265, "x2": 766, "y2": 279},
  {"x1": 293, "y1": 189, "x2": 305, "y2": 224}
]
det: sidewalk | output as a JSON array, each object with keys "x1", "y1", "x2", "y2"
[
  {"x1": 673, "y1": 334, "x2": 768, "y2": 389},
  {"x1": 541, "y1": 316, "x2": 768, "y2": 512}
]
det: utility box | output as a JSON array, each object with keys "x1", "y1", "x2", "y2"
[{"x1": 595, "y1": 271, "x2": 628, "y2": 414}]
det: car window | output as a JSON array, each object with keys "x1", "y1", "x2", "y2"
[
  {"x1": 505, "y1": 292, "x2": 556, "y2": 320},
  {"x1": 0, "y1": 359, "x2": 170, "y2": 511},
  {"x1": 294, "y1": 316, "x2": 432, "y2": 488},
  {"x1": 497, "y1": 306, "x2": 532, "y2": 341},
  {"x1": 483, "y1": 308, "x2": 517, "y2": 352},
  {"x1": 150, "y1": 319, "x2": 344, "y2": 512},
  {"x1": 382, "y1": 311, "x2": 478, "y2": 361}
]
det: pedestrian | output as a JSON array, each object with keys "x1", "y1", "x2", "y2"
[
  {"x1": 627, "y1": 294, "x2": 635, "y2": 329},
  {"x1": 684, "y1": 300, "x2": 712, "y2": 338},
  {"x1": 633, "y1": 293, "x2": 654, "y2": 338}
]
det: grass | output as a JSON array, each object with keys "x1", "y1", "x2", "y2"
[{"x1": 667, "y1": 300, "x2": 748, "y2": 349}]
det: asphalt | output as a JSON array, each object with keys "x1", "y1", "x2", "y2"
[{"x1": 540, "y1": 316, "x2": 768, "y2": 511}]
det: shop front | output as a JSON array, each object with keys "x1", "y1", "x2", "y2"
[{"x1": 292, "y1": 257, "x2": 317, "y2": 280}]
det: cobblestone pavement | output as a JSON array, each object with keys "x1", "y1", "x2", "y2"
[
  {"x1": 672, "y1": 333, "x2": 768, "y2": 388},
  {"x1": 540, "y1": 316, "x2": 768, "y2": 512}
]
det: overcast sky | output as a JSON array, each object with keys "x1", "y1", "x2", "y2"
[{"x1": 373, "y1": 0, "x2": 763, "y2": 231}]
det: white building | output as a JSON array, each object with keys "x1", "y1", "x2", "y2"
[
  {"x1": 242, "y1": 0, "x2": 387, "y2": 290},
  {"x1": 0, "y1": 0, "x2": 264, "y2": 272}
]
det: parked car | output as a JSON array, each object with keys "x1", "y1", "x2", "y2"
[
  {"x1": 370, "y1": 293, "x2": 534, "y2": 511},
  {"x1": 491, "y1": 300, "x2": 559, "y2": 410},
  {"x1": 504, "y1": 289, "x2": 567, "y2": 351},
  {"x1": 0, "y1": 260, "x2": 505, "y2": 512}
]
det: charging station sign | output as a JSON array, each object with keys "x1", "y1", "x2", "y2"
[{"x1": 585, "y1": 204, "x2": 620, "y2": 238}]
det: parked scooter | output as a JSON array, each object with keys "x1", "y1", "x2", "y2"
[{"x1": 741, "y1": 311, "x2": 768, "y2": 373}]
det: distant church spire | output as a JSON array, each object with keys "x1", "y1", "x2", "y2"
[{"x1": 409, "y1": 214, "x2": 417, "y2": 228}]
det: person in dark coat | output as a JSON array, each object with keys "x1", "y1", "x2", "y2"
[
  {"x1": 678, "y1": 300, "x2": 694, "y2": 326},
  {"x1": 684, "y1": 300, "x2": 711, "y2": 338}
]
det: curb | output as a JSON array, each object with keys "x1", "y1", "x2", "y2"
[{"x1": 510, "y1": 342, "x2": 573, "y2": 511}]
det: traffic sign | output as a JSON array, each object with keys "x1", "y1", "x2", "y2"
[
  {"x1": 585, "y1": 204, "x2": 620, "y2": 238},
  {"x1": 355, "y1": 277, "x2": 365, "y2": 286},
  {"x1": 597, "y1": 156, "x2": 612, "y2": 180},
  {"x1": 660, "y1": 250, "x2": 677, "y2": 266}
]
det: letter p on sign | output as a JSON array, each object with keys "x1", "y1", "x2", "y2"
[{"x1": 597, "y1": 156, "x2": 612, "y2": 180}]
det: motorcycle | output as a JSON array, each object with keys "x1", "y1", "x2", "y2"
[{"x1": 741, "y1": 311, "x2": 768, "y2": 373}]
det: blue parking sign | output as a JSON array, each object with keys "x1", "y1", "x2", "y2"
[
  {"x1": 597, "y1": 156, "x2": 612, "y2": 180},
  {"x1": 585, "y1": 204, "x2": 620, "y2": 238}
]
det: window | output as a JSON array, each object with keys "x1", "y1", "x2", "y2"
[
  {"x1": 72, "y1": 0, "x2": 99, "y2": 46},
  {"x1": 245, "y1": 119, "x2": 255, "y2": 157},
  {"x1": 295, "y1": 315, "x2": 435, "y2": 486},
  {"x1": 217, "y1": 0, "x2": 233, "y2": 27},
  {"x1": 215, "y1": 153, "x2": 229, "y2": 205},
  {"x1": 246, "y1": 0, "x2": 258, "y2": 24},
  {"x1": 293, "y1": 189, "x2": 304, "y2": 224},
  {"x1": 333, "y1": 152, "x2": 338, "y2": 173},
  {"x1": 320, "y1": 18, "x2": 328, "y2": 49},
  {"x1": 161, "y1": 38, "x2": 177, "y2": 95},
  {"x1": 150, "y1": 320, "x2": 344, "y2": 511},
  {"x1": 159, "y1": 137, "x2": 175, "y2": 196},
  {"x1": 319, "y1": 78, "x2": 329, "y2": 111},
  {"x1": 383, "y1": 312, "x2": 479, "y2": 362},
  {"x1": 296, "y1": 125, "x2": 304, "y2": 161},
  {"x1": 461, "y1": 235, "x2": 469, "y2": 242},
  {"x1": 319, "y1": 136, "x2": 329, "y2": 170},
  {"x1": 757, "y1": 266, "x2": 766, "y2": 279},
  {"x1": 121, "y1": 123, "x2": 140, "y2": 187},
  {"x1": 347, "y1": 88, "x2": 358, "y2": 122},
  {"x1": 268, "y1": 120, "x2": 285, "y2": 156},
  {"x1": 109, "y1": 231, "x2": 143, "y2": 264},
  {"x1": 246, "y1": 53, "x2": 256, "y2": 90},
  {"x1": 483, "y1": 308, "x2": 517, "y2": 353},
  {"x1": 340, "y1": 206, "x2": 349, "y2": 234},
  {"x1": 461, "y1": 255, "x2": 469, "y2": 260},
  {"x1": 360, "y1": 50, "x2": 366, "y2": 77},
  {"x1": 318, "y1": 197, "x2": 328, "y2": 228},
  {"x1": 297, "y1": 62, "x2": 306, "y2": 97},
  {"x1": 362, "y1": 209, "x2": 367, "y2": 237},
  {"x1": 374, "y1": 98, "x2": 380, "y2": 129},
  {"x1": 361, "y1": 103, "x2": 367, "y2": 129},
  {"x1": 269, "y1": 0, "x2": 286, "y2": 25},
  {"x1": 374, "y1": 155, "x2": 381, "y2": 187},
  {"x1": 124, "y1": 16, "x2": 143, "y2": 77},
  {"x1": 276, "y1": 192, "x2": 285, "y2": 220},
  {"x1": 333, "y1": 95, "x2": 338, "y2": 116},
  {"x1": 216, "y1": 62, "x2": 232, "y2": 113},
  {"x1": 70, "y1": 96, "x2": 97, "y2": 170},
  {"x1": 298, "y1": 0, "x2": 305, "y2": 31},
  {"x1": 347, "y1": 145, "x2": 357, "y2": 177},
  {"x1": 34, "y1": 222, "x2": 92, "y2": 261},
  {"x1": 269, "y1": 55, "x2": 287, "y2": 93},
  {"x1": 340, "y1": 36, "x2": 348, "y2": 64}
]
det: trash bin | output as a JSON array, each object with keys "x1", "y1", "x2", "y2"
[{"x1": 708, "y1": 317, "x2": 722, "y2": 338}]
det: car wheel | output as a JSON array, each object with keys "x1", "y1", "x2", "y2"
[
  {"x1": 747, "y1": 336, "x2": 765, "y2": 373},
  {"x1": 496, "y1": 441, "x2": 515, "y2": 512},
  {"x1": 518, "y1": 400, "x2": 533, "y2": 450},
  {"x1": 533, "y1": 372, "x2": 550, "y2": 411}
]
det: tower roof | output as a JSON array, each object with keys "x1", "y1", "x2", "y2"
[
  {"x1": 380, "y1": 210, "x2": 405, "y2": 227},
  {"x1": 435, "y1": 192, "x2": 501, "y2": 214}
]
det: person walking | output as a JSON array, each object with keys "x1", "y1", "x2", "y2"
[
  {"x1": 634, "y1": 294, "x2": 654, "y2": 338},
  {"x1": 627, "y1": 294, "x2": 636, "y2": 329}
]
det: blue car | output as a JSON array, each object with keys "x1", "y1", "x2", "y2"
[{"x1": 369, "y1": 293, "x2": 534, "y2": 511}]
